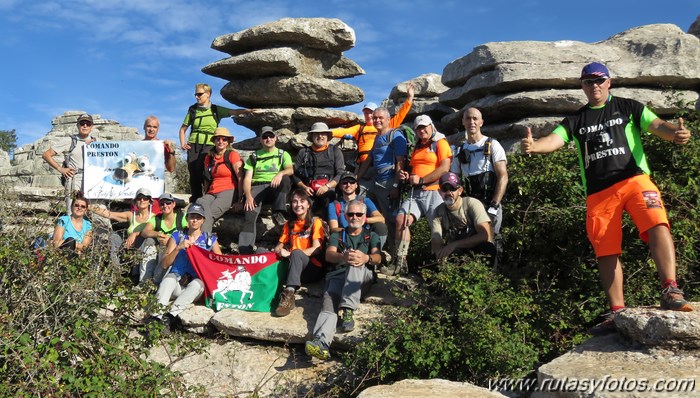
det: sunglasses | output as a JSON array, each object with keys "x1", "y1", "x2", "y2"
[
  {"x1": 136, "y1": 196, "x2": 151, "y2": 201},
  {"x1": 346, "y1": 212, "x2": 364, "y2": 218},
  {"x1": 341, "y1": 180, "x2": 357, "y2": 185},
  {"x1": 194, "y1": 92, "x2": 206, "y2": 97},
  {"x1": 261, "y1": 132, "x2": 275, "y2": 140},
  {"x1": 160, "y1": 200, "x2": 174, "y2": 206},
  {"x1": 440, "y1": 185, "x2": 458, "y2": 192},
  {"x1": 214, "y1": 136, "x2": 230, "y2": 142},
  {"x1": 79, "y1": 121, "x2": 92, "y2": 126},
  {"x1": 73, "y1": 204, "x2": 87, "y2": 209},
  {"x1": 583, "y1": 78, "x2": 607, "y2": 87}
]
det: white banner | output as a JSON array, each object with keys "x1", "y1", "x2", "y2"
[{"x1": 83, "y1": 141, "x2": 165, "y2": 199}]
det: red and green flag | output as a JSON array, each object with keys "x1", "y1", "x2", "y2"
[{"x1": 187, "y1": 247, "x2": 288, "y2": 312}]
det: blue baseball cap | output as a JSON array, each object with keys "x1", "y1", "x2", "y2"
[{"x1": 580, "y1": 62, "x2": 610, "y2": 80}]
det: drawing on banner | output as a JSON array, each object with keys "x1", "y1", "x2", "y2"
[
  {"x1": 83, "y1": 141, "x2": 165, "y2": 200},
  {"x1": 212, "y1": 266, "x2": 254, "y2": 304}
]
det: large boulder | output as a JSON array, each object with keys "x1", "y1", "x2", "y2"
[
  {"x1": 221, "y1": 75, "x2": 364, "y2": 108},
  {"x1": 211, "y1": 17, "x2": 356, "y2": 56},
  {"x1": 357, "y1": 379, "x2": 508, "y2": 398},
  {"x1": 614, "y1": 306, "x2": 700, "y2": 349},
  {"x1": 690, "y1": 15, "x2": 700, "y2": 37},
  {"x1": 202, "y1": 47, "x2": 364, "y2": 80}
]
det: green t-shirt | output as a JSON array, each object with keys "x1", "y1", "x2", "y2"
[
  {"x1": 182, "y1": 104, "x2": 232, "y2": 145},
  {"x1": 327, "y1": 229, "x2": 380, "y2": 277},
  {"x1": 147, "y1": 212, "x2": 188, "y2": 235},
  {"x1": 244, "y1": 148, "x2": 293, "y2": 183}
]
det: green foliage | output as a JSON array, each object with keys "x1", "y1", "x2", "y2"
[
  {"x1": 0, "y1": 197, "x2": 206, "y2": 396},
  {"x1": 0, "y1": 129, "x2": 17, "y2": 157},
  {"x1": 172, "y1": 149, "x2": 191, "y2": 195}
]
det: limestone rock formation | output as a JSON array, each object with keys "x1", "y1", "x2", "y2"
[
  {"x1": 614, "y1": 306, "x2": 700, "y2": 349},
  {"x1": 8, "y1": 111, "x2": 140, "y2": 189},
  {"x1": 383, "y1": 73, "x2": 455, "y2": 133},
  {"x1": 690, "y1": 15, "x2": 700, "y2": 37},
  {"x1": 357, "y1": 379, "x2": 507, "y2": 398},
  {"x1": 439, "y1": 24, "x2": 700, "y2": 145},
  {"x1": 205, "y1": 18, "x2": 365, "y2": 143}
]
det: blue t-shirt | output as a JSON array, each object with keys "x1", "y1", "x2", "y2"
[
  {"x1": 327, "y1": 196, "x2": 380, "y2": 229},
  {"x1": 170, "y1": 231, "x2": 217, "y2": 278},
  {"x1": 56, "y1": 215, "x2": 92, "y2": 243},
  {"x1": 371, "y1": 130, "x2": 407, "y2": 182}
]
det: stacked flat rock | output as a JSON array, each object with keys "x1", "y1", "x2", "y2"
[
  {"x1": 439, "y1": 24, "x2": 700, "y2": 150},
  {"x1": 204, "y1": 17, "x2": 365, "y2": 149},
  {"x1": 8, "y1": 111, "x2": 140, "y2": 189},
  {"x1": 383, "y1": 73, "x2": 455, "y2": 133}
]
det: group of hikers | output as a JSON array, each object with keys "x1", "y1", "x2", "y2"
[{"x1": 40, "y1": 62, "x2": 694, "y2": 360}]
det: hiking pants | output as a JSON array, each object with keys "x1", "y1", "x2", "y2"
[
  {"x1": 156, "y1": 273, "x2": 205, "y2": 317},
  {"x1": 196, "y1": 189, "x2": 235, "y2": 233},
  {"x1": 187, "y1": 143, "x2": 213, "y2": 203},
  {"x1": 285, "y1": 249, "x2": 325, "y2": 289},
  {"x1": 238, "y1": 177, "x2": 291, "y2": 253}
]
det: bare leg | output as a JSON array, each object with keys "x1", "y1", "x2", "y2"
[
  {"x1": 597, "y1": 254, "x2": 624, "y2": 309},
  {"x1": 646, "y1": 224, "x2": 676, "y2": 284}
]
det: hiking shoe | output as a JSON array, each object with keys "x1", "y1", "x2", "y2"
[
  {"x1": 340, "y1": 308, "x2": 355, "y2": 333},
  {"x1": 272, "y1": 211, "x2": 288, "y2": 226},
  {"x1": 660, "y1": 286, "x2": 693, "y2": 311},
  {"x1": 380, "y1": 257, "x2": 406, "y2": 276},
  {"x1": 380, "y1": 250, "x2": 392, "y2": 265},
  {"x1": 161, "y1": 313, "x2": 175, "y2": 335},
  {"x1": 275, "y1": 289, "x2": 296, "y2": 317},
  {"x1": 588, "y1": 309, "x2": 623, "y2": 336},
  {"x1": 305, "y1": 338, "x2": 330, "y2": 360}
]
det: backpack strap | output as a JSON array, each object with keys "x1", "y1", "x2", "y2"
[{"x1": 334, "y1": 200, "x2": 342, "y2": 220}]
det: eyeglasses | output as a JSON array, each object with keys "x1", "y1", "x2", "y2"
[
  {"x1": 346, "y1": 212, "x2": 364, "y2": 218},
  {"x1": 440, "y1": 185, "x2": 458, "y2": 192},
  {"x1": 213, "y1": 136, "x2": 230, "y2": 142},
  {"x1": 79, "y1": 121, "x2": 92, "y2": 126},
  {"x1": 136, "y1": 196, "x2": 151, "y2": 202},
  {"x1": 160, "y1": 200, "x2": 174, "y2": 206},
  {"x1": 194, "y1": 92, "x2": 206, "y2": 97},
  {"x1": 73, "y1": 204, "x2": 87, "y2": 209},
  {"x1": 583, "y1": 78, "x2": 607, "y2": 87},
  {"x1": 261, "y1": 132, "x2": 275, "y2": 140}
]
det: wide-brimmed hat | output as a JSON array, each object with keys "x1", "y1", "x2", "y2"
[
  {"x1": 210, "y1": 127, "x2": 234, "y2": 143},
  {"x1": 307, "y1": 122, "x2": 332, "y2": 142}
]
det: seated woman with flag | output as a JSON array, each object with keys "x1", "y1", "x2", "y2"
[
  {"x1": 272, "y1": 188, "x2": 326, "y2": 317},
  {"x1": 151, "y1": 203, "x2": 222, "y2": 333}
]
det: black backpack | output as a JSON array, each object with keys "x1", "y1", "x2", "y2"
[
  {"x1": 203, "y1": 149, "x2": 238, "y2": 193},
  {"x1": 250, "y1": 148, "x2": 285, "y2": 169},
  {"x1": 187, "y1": 103, "x2": 221, "y2": 129}
]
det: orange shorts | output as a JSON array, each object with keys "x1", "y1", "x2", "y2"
[{"x1": 586, "y1": 174, "x2": 669, "y2": 258}]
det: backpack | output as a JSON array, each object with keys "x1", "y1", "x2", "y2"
[
  {"x1": 455, "y1": 138, "x2": 497, "y2": 202},
  {"x1": 333, "y1": 196, "x2": 366, "y2": 221},
  {"x1": 250, "y1": 148, "x2": 285, "y2": 169},
  {"x1": 297, "y1": 144, "x2": 339, "y2": 182},
  {"x1": 187, "y1": 103, "x2": 221, "y2": 129},
  {"x1": 388, "y1": 124, "x2": 438, "y2": 166},
  {"x1": 203, "y1": 149, "x2": 239, "y2": 193},
  {"x1": 61, "y1": 135, "x2": 93, "y2": 186},
  {"x1": 154, "y1": 211, "x2": 186, "y2": 234}
]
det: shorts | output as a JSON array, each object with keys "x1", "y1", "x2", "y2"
[
  {"x1": 586, "y1": 174, "x2": 669, "y2": 258},
  {"x1": 398, "y1": 189, "x2": 443, "y2": 225}
]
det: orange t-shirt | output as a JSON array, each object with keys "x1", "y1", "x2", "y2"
[
  {"x1": 410, "y1": 139, "x2": 452, "y2": 190},
  {"x1": 205, "y1": 150, "x2": 241, "y2": 194},
  {"x1": 278, "y1": 217, "x2": 324, "y2": 251},
  {"x1": 331, "y1": 98, "x2": 413, "y2": 163}
]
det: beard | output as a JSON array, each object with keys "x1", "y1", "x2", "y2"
[{"x1": 443, "y1": 196, "x2": 455, "y2": 207}]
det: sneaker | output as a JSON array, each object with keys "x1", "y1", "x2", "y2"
[
  {"x1": 275, "y1": 288, "x2": 296, "y2": 317},
  {"x1": 380, "y1": 257, "x2": 406, "y2": 276},
  {"x1": 161, "y1": 313, "x2": 175, "y2": 335},
  {"x1": 272, "y1": 211, "x2": 288, "y2": 226},
  {"x1": 305, "y1": 338, "x2": 330, "y2": 360},
  {"x1": 588, "y1": 309, "x2": 623, "y2": 336},
  {"x1": 340, "y1": 308, "x2": 355, "y2": 333},
  {"x1": 660, "y1": 286, "x2": 693, "y2": 311}
]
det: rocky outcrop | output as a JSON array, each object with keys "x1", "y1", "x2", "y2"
[
  {"x1": 205, "y1": 18, "x2": 365, "y2": 145},
  {"x1": 533, "y1": 304, "x2": 700, "y2": 398},
  {"x1": 357, "y1": 379, "x2": 508, "y2": 398},
  {"x1": 440, "y1": 24, "x2": 700, "y2": 145},
  {"x1": 383, "y1": 73, "x2": 455, "y2": 133},
  {"x1": 7, "y1": 111, "x2": 140, "y2": 189},
  {"x1": 688, "y1": 15, "x2": 700, "y2": 38}
]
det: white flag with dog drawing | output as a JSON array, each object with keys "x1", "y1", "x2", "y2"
[{"x1": 83, "y1": 141, "x2": 165, "y2": 199}]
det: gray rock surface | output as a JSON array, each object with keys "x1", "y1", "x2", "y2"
[
  {"x1": 533, "y1": 333, "x2": 700, "y2": 398},
  {"x1": 614, "y1": 305, "x2": 700, "y2": 349},
  {"x1": 203, "y1": 47, "x2": 364, "y2": 80},
  {"x1": 211, "y1": 18, "x2": 356, "y2": 56},
  {"x1": 357, "y1": 379, "x2": 508, "y2": 398},
  {"x1": 221, "y1": 75, "x2": 364, "y2": 108},
  {"x1": 384, "y1": 74, "x2": 455, "y2": 133},
  {"x1": 690, "y1": 15, "x2": 700, "y2": 37}
]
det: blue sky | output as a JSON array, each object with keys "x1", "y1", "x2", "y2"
[{"x1": 1, "y1": 0, "x2": 697, "y2": 149}]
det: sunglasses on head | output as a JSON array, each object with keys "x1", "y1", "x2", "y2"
[
  {"x1": 583, "y1": 78, "x2": 607, "y2": 87},
  {"x1": 346, "y1": 212, "x2": 364, "y2": 218},
  {"x1": 79, "y1": 121, "x2": 92, "y2": 126},
  {"x1": 440, "y1": 185, "x2": 458, "y2": 192},
  {"x1": 261, "y1": 132, "x2": 275, "y2": 140},
  {"x1": 194, "y1": 92, "x2": 206, "y2": 97}
]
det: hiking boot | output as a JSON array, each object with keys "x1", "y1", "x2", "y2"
[
  {"x1": 660, "y1": 286, "x2": 693, "y2": 311},
  {"x1": 380, "y1": 250, "x2": 392, "y2": 265},
  {"x1": 161, "y1": 313, "x2": 175, "y2": 335},
  {"x1": 272, "y1": 211, "x2": 288, "y2": 226},
  {"x1": 305, "y1": 338, "x2": 330, "y2": 360},
  {"x1": 275, "y1": 289, "x2": 296, "y2": 317},
  {"x1": 380, "y1": 257, "x2": 406, "y2": 276},
  {"x1": 588, "y1": 309, "x2": 623, "y2": 336},
  {"x1": 340, "y1": 308, "x2": 355, "y2": 333}
]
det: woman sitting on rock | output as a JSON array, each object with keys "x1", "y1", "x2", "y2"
[
  {"x1": 273, "y1": 188, "x2": 326, "y2": 317},
  {"x1": 196, "y1": 127, "x2": 242, "y2": 233},
  {"x1": 152, "y1": 203, "x2": 222, "y2": 332},
  {"x1": 52, "y1": 191, "x2": 93, "y2": 256}
]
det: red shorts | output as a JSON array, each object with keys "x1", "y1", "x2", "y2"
[{"x1": 585, "y1": 174, "x2": 669, "y2": 258}]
